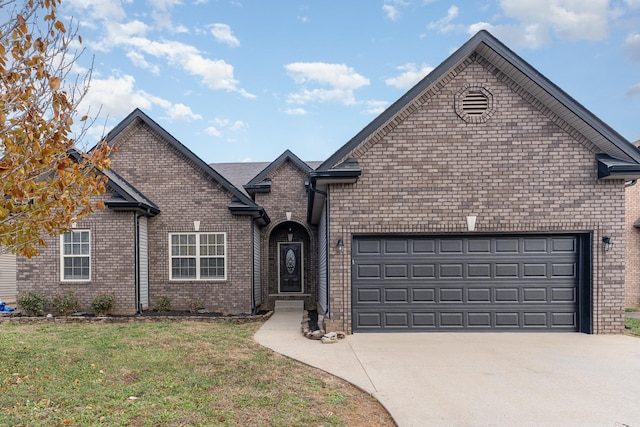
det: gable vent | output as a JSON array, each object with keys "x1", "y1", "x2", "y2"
[
  {"x1": 462, "y1": 91, "x2": 488, "y2": 116},
  {"x1": 455, "y1": 86, "x2": 494, "y2": 124}
]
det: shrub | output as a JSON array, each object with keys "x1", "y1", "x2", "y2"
[
  {"x1": 51, "y1": 291, "x2": 79, "y2": 316},
  {"x1": 17, "y1": 291, "x2": 48, "y2": 316},
  {"x1": 188, "y1": 298, "x2": 205, "y2": 313},
  {"x1": 154, "y1": 296, "x2": 171, "y2": 312},
  {"x1": 91, "y1": 293, "x2": 115, "y2": 316}
]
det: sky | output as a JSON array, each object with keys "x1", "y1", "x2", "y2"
[{"x1": 54, "y1": 0, "x2": 640, "y2": 163}]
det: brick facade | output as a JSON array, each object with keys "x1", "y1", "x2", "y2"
[
  {"x1": 254, "y1": 159, "x2": 318, "y2": 310},
  {"x1": 107, "y1": 120, "x2": 255, "y2": 314},
  {"x1": 625, "y1": 177, "x2": 640, "y2": 307},
  {"x1": 323, "y1": 58, "x2": 627, "y2": 334},
  {"x1": 17, "y1": 191, "x2": 138, "y2": 315}
]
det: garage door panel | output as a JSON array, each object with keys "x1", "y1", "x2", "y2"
[
  {"x1": 412, "y1": 288, "x2": 435, "y2": 302},
  {"x1": 495, "y1": 288, "x2": 519, "y2": 302},
  {"x1": 385, "y1": 288, "x2": 409, "y2": 303},
  {"x1": 385, "y1": 264, "x2": 408, "y2": 278},
  {"x1": 467, "y1": 288, "x2": 491, "y2": 302},
  {"x1": 440, "y1": 264, "x2": 463, "y2": 277},
  {"x1": 385, "y1": 240, "x2": 408, "y2": 254},
  {"x1": 356, "y1": 288, "x2": 382, "y2": 303},
  {"x1": 413, "y1": 264, "x2": 436, "y2": 278},
  {"x1": 352, "y1": 235, "x2": 581, "y2": 332},
  {"x1": 468, "y1": 264, "x2": 491, "y2": 277},
  {"x1": 357, "y1": 264, "x2": 381, "y2": 278}
]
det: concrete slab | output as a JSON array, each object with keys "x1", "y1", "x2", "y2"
[{"x1": 256, "y1": 309, "x2": 640, "y2": 427}]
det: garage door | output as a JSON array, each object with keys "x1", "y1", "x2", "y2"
[{"x1": 352, "y1": 235, "x2": 584, "y2": 332}]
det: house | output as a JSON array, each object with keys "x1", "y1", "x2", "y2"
[
  {"x1": 17, "y1": 30, "x2": 640, "y2": 333},
  {"x1": 625, "y1": 140, "x2": 640, "y2": 309}
]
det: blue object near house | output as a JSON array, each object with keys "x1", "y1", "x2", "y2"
[{"x1": 0, "y1": 301, "x2": 14, "y2": 312}]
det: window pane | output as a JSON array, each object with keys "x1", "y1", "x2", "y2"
[
  {"x1": 201, "y1": 258, "x2": 224, "y2": 278},
  {"x1": 172, "y1": 258, "x2": 196, "y2": 279}
]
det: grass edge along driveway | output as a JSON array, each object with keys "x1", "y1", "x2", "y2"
[{"x1": 0, "y1": 321, "x2": 394, "y2": 427}]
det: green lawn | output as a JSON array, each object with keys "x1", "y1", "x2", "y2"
[
  {"x1": 0, "y1": 321, "x2": 392, "y2": 426},
  {"x1": 625, "y1": 316, "x2": 640, "y2": 337}
]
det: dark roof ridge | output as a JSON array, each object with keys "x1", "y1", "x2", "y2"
[{"x1": 246, "y1": 149, "x2": 315, "y2": 187}]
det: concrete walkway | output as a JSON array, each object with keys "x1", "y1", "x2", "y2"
[{"x1": 254, "y1": 303, "x2": 640, "y2": 427}]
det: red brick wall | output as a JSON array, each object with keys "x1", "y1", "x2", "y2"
[
  {"x1": 255, "y1": 160, "x2": 318, "y2": 310},
  {"x1": 324, "y1": 57, "x2": 626, "y2": 334}
]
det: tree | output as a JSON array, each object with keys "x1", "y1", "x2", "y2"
[{"x1": 0, "y1": 0, "x2": 110, "y2": 257}]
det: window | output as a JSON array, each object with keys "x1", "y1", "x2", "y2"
[
  {"x1": 60, "y1": 230, "x2": 90, "y2": 281},
  {"x1": 170, "y1": 233, "x2": 226, "y2": 280}
]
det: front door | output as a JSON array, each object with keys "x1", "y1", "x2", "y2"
[{"x1": 279, "y1": 242, "x2": 303, "y2": 293}]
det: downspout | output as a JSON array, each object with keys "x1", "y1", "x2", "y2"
[
  {"x1": 135, "y1": 214, "x2": 142, "y2": 314},
  {"x1": 251, "y1": 219, "x2": 256, "y2": 315},
  {"x1": 626, "y1": 180, "x2": 638, "y2": 188},
  {"x1": 309, "y1": 178, "x2": 330, "y2": 316}
]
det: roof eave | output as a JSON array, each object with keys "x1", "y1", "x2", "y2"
[
  {"x1": 307, "y1": 166, "x2": 362, "y2": 224},
  {"x1": 596, "y1": 154, "x2": 640, "y2": 180},
  {"x1": 105, "y1": 201, "x2": 160, "y2": 216}
]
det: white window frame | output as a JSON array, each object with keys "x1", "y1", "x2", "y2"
[
  {"x1": 60, "y1": 230, "x2": 91, "y2": 282},
  {"x1": 169, "y1": 232, "x2": 227, "y2": 281}
]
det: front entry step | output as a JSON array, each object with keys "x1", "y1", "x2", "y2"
[{"x1": 274, "y1": 300, "x2": 304, "y2": 312}]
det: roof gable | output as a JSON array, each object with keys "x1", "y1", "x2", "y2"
[
  {"x1": 244, "y1": 150, "x2": 316, "y2": 195},
  {"x1": 105, "y1": 108, "x2": 269, "y2": 224},
  {"x1": 318, "y1": 30, "x2": 640, "y2": 171}
]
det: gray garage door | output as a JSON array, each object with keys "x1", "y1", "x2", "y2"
[{"x1": 352, "y1": 235, "x2": 581, "y2": 332}]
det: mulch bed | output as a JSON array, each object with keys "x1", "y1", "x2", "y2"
[{"x1": 0, "y1": 310, "x2": 273, "y2": 324}]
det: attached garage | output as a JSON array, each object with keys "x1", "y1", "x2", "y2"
[{"x1": 352, "y1": 235, "x2": 592, "y2": 332}]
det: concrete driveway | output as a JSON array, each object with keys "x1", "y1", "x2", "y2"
[{"x1": 255, "y1": 307, "x2": 640, "y2": 426}]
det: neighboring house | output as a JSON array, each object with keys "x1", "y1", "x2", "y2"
[
  {"x1": 16, "y1": 30, "x2": 640, "y2": 334},
  {"x1": 0, "y1": 252, "x2": 16, "y2": 302},
  {"x1": 624, "y1": 140, "x2": 640, "y2": 308}
]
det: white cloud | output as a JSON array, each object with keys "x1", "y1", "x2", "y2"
[
  {"x1": 284, "y1": 108, "x2": 307, "y2": 115},
  {"x1": 205, "y1": 118, "x2": 247, "y2": 137},
  {"x1": 64, "y1": 0, "x2": 127, "y2": 23},
  {"x1": 468, "y1": 21, "x2": 550, "y2": 49},
  {"x1": 494, "y1": 0, "x2": 610, "y2": 47},
  {"x1": 230, "y1": 120, "x2": 247, "y2": 131},
  {"x1": 627, "y1": 83, "x2": 640, "y2": 96},
  {"x1": 383, "y1": 5, "x2": 400, "y2": 21},
  {"x1": 427, "y1": 5, "x2": 459, "y2": 33},
  {"x1": 363, "y1": 100, "x2": 389, "y2": 115},
  {"x1": 626, "y1": 33, "x2": 640, "y2": 62},
  {"x1": 285, "y1": 62, "x2": 369, "y2": 106},
  {"x1": 625, "y1": 0, "x2": 640, "y2": 8},
  {"x1": 385, "y1": 63, "x2": 434, "y2": 90},
  {"x1": 126, "y1": 51, "x2": 160, "y2": 74},
  {"x1": 106, "y1": 35, "x2": 254, "y2": 97},
  {"x1": 210, "y1": 23, "x2": 240, "y2": 47},
  {"x1": 165, "y1": 104, "x2": 202, "y2": 122},
  {"x1": 205, "y1": 126, "x2": 222, "y2": 137}
]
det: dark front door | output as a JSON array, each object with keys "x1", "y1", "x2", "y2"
[{"x1": 279, "y1": 242, "x2": 303, "y2": 293}]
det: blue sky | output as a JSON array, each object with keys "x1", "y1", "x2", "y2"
[{"x1": 60, "y1": 0, "x2": 640, "y2": 163}]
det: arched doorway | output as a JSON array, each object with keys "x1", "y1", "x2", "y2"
[{"x1": 268, "y1": 221, "x2": 310, "y2": 295}]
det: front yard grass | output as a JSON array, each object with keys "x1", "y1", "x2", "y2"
[
  {"x1": 0, "y1": 321, "x2": 393, "y2": 426},
  {"x1": 625, "y1": 316, "x2": 640, "y2": 337}
]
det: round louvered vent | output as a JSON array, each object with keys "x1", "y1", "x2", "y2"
[{"x1": 455, "y1": 86, "x2": 495, "y2": 123}]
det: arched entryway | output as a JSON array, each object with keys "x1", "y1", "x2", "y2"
[{"x1": 266, "y1": 221, "x2": 314, "y2": 307}]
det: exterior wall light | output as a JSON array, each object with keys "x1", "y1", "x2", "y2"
[
  {"x1": 337, "y1": 239, "x2": 344, "y2": 254},
  {"x1": 602, "y1": 236, "x2": 613, "y2": 251},
  {"x1": 287, "y1": 228, "x2": 293, "y2": 242}
]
